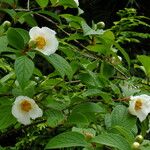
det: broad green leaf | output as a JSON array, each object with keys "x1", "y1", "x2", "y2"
[
  {"x1": 15, "y1": 28, "x2": 30, "y2": 44},
  {"x1": 14, "y1": 56, "x2": 34, "y2": 88},
  {"x1": 59, "y1": 0, "x2": 78, "y2": 8},
  {"x1": 86, "y1": 44, "x2": 108, "y2": 54},
  {"x1": 137, "y1": 55, "x2": 150, "y2": 77},
  {"x1": 102, "y1": 30, "x2": 115, "y2": 41},
  {"x1": 100, "y1": 61, "x2": 115, "y2": 78},
  {"x1": 45, "y1": 54, "x2": 73, "y2": 80},
  {"x1": 36, "y1": 0, "x2": 49, "y2": 8},
  {"x1": 72, "y1": 102, "x2": 105, "y2": 113},
  {"x1": 0, "y1": 104, "x2": 17, "y2": 130},
  {"x1": 111, "y1": 105, "x2": 136, "y2": 130},
  {"x1": 112, "y1": 126, "x2": 134, "y2": 144},
  {"x1": 46, "y1": 109, "x2": 64, "y2": 128},
  {"x1": 45, "y1": 131, "x2": 89, "y2": 149},
  {"x1": 91, "y1": 133, "x2": 131, "y2": 150},
  {"x1": 7, "y1": 28, "x2": 24, "y2": 49},
  {"x1": 81, "y1": 21, "x2": 104, "y2": 36},
  {"x1": 68, "y1": 112, "x2": 89, "y2": 127},
  {"x1": 46, "y1": 96, "x2": 70, "y2": 110}
]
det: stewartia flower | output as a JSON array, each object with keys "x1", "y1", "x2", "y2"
[
  {"x1": 128, "y1": 94, "x2": 150, "y2": 122},
  {"x1": 12, "y1": 96, "x2": 43, "y2": 125},
  {"x1": 29, "y1": 26, "x2": 59, "y2": 56}
]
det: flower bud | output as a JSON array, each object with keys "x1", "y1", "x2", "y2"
[
  {"x1": 132, "y1": 142, "x2": 140, "y2": 150},
  {"x1": 83, "y1": 132, "x2": 94, "y2": 141},
  {"x1": 2, "y1": 21, "x2": 11, "y2": 30},
  {"x1": 135, "y1": 135, "x2": 144, "y2": 144},
  {"x1": 97, "y1": 21, "x2": 105, "y2": 29}
]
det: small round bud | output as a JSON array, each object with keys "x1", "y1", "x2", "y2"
[
  {"x1": 2, "y1": 21, "x2": 11, "y2": 30},
  {"x1": 132, "y1": 142, "x2": 140, "y2": 150},
  {"x1": 135, "y1": 135, "x2": 144, "y2": 144},
  {"x1": 97, "y1": 21, "x2": 105, "y2": 29},
  {"x1": 111, "y1": 56, "x2": 122, "y2": 65},
  {"x1": 83, "y1": 132, "x2": 94, "y2": 141}
]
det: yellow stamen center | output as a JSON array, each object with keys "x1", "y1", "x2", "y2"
[
  {"x1": 21, "y1": 100, "x2": 32, "y2": 112},
  {"x1": 135, "y1": 99, "x2": 142, "y2": 111},
  {"x1": 36, "y1": 36, "x2": 46, "y2": 49}
]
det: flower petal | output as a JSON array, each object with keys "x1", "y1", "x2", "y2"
[
  {"x1": 29, "y1": 26, "x2": 41, "y2": 39},
  {"x1": 17, "y1": 114, "x2": 31, "y2": 125},
  {"x1": 41, "y1": 27, "x2": 56, "y2": 35},
  {"x1": 29, "y1": 105, "x2": 43, "y2": 119}
]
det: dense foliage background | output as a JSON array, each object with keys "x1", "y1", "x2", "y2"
[{"x1": 0, "y1": 0, "x2": 150, "y2": 150}]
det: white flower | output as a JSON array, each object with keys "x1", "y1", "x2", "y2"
[
  {"x1": 12, "y1": 96, "x2": 43, "y2": 125},
  {"x1": 29, "y1": 26, "x2": 59, "y2": 56},
  {"x1": 128, "y1": 94, "x2": 150, "y2": 122}
]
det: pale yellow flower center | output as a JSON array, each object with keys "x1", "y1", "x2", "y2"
[
  {"x1": 135, "y1": 99, "x2": 142, "y2": 111},
  {"x1": 36, "y1": 36, "x2": 46, "y2": 49},
  {"x1": 21, "y1": 100, "x2": 32, "y2": 112}
]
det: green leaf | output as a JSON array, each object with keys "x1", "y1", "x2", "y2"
[
  {"x1": 111, "y1": 105, "x2": 136, "y2": 130},
  {"x1": 0, "y1": 9, "x2": 17, "y2": 21},
  {"x1": 68, "y1": 112, "x2": 89, "y2": 127},
  {"x1": 137, "y1": 55, "x2": 150, "y2": 77},
  {"x1": 100, "y1": 62, "x2": 115, "y2": 78},
  {"x1": 45, "y1": 131, "x2": 89, "y2": 149},
  {"x1": 36, "y1": 0, "x2": 49, "y2": 8},
  {"x1": 91, "y1": 133, "x2": 131, "y2": 150},
  {"x1": 46, "y1": 109, "x2": 64, "y2": 128},
  {"x1": 112, "y1": 126, "x2": 134, "y2": 144},
  {"x1": 15, "y1": 28, "x2": 30, "y2": 44},
  {"x1": 81, "y1": 21, "x2": 104, "y2": 36},
  {"x1": 59, "y1": 0, "x2": 78, "y2": 8},
  {"x1": 7, "y1": 28, "x2": 25, "y2": 49},
  {"x1": 86, "y1": 44, "x2": 108, "y2": 54},
  {"x1": 72, "y1": 102, "x2": 105, "y2": 113},
  {"x1": 0, "y1": 36, "x2": 8, "y2": 52},
  {"x1": 45, "y1": 54, "x2": 73, "y2": 80},
  {"x1": 0, "y1": 104, "x2": 17, "y2": 130},
  {"x1": 114, "y1": 42, "x2": 130, "y2": 68},
  {"x1": 14, "y1": 56, "x2": 34, "y2": 88}
]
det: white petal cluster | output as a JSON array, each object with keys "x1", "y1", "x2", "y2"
[
  {"x1": 12, "y1": 96, "x2": 43, "y2": 125},
  {"x1": 128, "y1": 94, "x2": 150, "y2": 122},
  {"x1": 29, "y1": 26, "x2": 59, "y2": 56}
]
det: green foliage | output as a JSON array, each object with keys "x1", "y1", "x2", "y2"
[
  {"x1": 0, "y1": 1, "x2": 150, "y2": 150},
  {"x1": 91, "y1": 133, "x2": 131, "y2": 150},
  {"x1": 46, "y1": 131, "x2": 89, "y2": 149},
  {"x1": 112, "y1": 8, "x2": 150, "y2": 44}
]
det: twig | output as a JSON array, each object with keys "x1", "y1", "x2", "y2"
[
  {"x1": 113, "y1": 97, "x2": 130, "y2": 102},
  {"x1": 27, "y1": 0, "x2": 30, "y2": 11}
]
